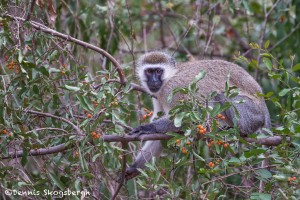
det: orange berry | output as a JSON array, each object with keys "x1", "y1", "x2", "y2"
[
  {"x1": 197, "y1": 125, "x2": 204, "y2": 129},
  {"x1": 91, "y1": 131, "x2": 97, "y2": 137},
  {"x1": 2, "y1": 130, "x2": 7, "y2": 134},
  {"x1": 75, "y1": 150, "x2": 79, "y2": 157},
  {"x1": 210, "y1": 141, "x2": 214, "y2": 145},
  {"x1": 181, "y1": 147, "x2": 188, "y2": 154},
  {"x1": 186, "y1": 141, "x2": 191, "y2": 145},
  {"x1": 87, "y1": 113, "x2": 92, "y2": 118},
  {"x1": 293, "y1": 177, "x2": 297, "y2": 181},
  {"x1": 224, "y1": 143, "x2": 229, "y2": 148},
  {"x1": 288, "y1": 177, "x2": 292, "y2": 181},
  {"x1": 207, "y1": 143, "x2": 211, "y2": 148},
  {"x1": 199, "y1": 129, "x2": 206, "y2": 134},
  {"x1": 96, "y1": 133, "x2": 102, "y2": 139},
  {"x1": 221, "y1": 116, "x2": 226, "y2": 120},
  {"x1": 143, "y1": 115, "x2": 148, "y2": 120},
  {"x1": 208, "y1": 162, "x2": 215, "y2": 168},
  {"x1": 217, "y1": 114, "x2": 222, "y2": 118},
  {"x1": 93, "y1": 101, "x2": 99, "y2": 107},
  {"x1": 217, "y1": 159, "x2": 221, "y2": 162},
  {"x1": 148, "y1": 111, "x2": 153, "y2": 116},
  {"x1": 176, "y1": 139, "x2": 181, "y2": 144}
]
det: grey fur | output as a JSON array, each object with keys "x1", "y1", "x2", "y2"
[{"x1": 125, "y1": 52, "x2": 271, "y2": 180}]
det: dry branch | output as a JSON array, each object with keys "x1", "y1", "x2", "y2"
[
  {"x1": 2, "y1": 13, "x2": 126, "y2": 84},
  {"x1": 1, "y1": 134, "x2": 283, "y2": 160}
]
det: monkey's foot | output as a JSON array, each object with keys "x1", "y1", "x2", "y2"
[
  {"x1": 129, "y1": 124, "x2": 156, "y2": 135},
  {"x1": 124, "y1": 167, "x2": 140, "y2": 180}
]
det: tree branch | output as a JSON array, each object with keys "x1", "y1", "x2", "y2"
[
  {"x1": 111, "y1": 142, "x2": 127, "y2": 200},
  {"x1": 1, "y1": 134, "x2": 284, "y2": 160},
  {"x1": 2, "y1": 13, "x2": 126, "y2": 84},
  {"x1": 2, "y1": 143, "x2": 71, "y2": 159},
  {"x1": 24, "y1": 109, "x2": 84, "y2": 136}
]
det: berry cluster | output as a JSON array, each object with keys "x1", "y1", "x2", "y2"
[
  {"x1": 197, "y1": 124, "x2": 207, "y2": 134},
  {"x1": 91, "y1": 131, "x2": 102, "y2": 140}
]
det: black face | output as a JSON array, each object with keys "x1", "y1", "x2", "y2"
[{"x1": 145, "y1": 68, "x2": 164, "y2": 93}]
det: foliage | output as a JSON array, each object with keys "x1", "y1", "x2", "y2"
[{"x1": 0, "y1": 0, "x2": 300, "y2": 199}]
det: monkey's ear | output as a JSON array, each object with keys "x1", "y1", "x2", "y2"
[{"x1": 170, "y1": 56, "x2": 176, "y2": 67}]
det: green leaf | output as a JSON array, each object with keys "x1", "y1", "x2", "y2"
[
  {"x1": 260, "y1": 53, "x2": 272, "y2": 58},
  {"x1": 292, "y1": 63, "x2": 300, "y2": 71},
  {"x1": 49, "y1": 173, "x2": 65, "y2": 190},
  {"x1": 78, "y1": 147, "x2": 88, "y2": 171},
  {"x1": 49, "y1": 50, "x2": 59, "y2": 62},
  {"x1": 168, "y1": 88, "x2": 187, "y2": 103},
  {"x1": 166, "y1": 132, "x2": 185, "y2": 146},
  {"x1": 278, "y1": 88, "x2": 291, "y2": 97},
  {"x1": 65, "y1": 84, "x2": 80, "y2": 92},
  {"x1": 193, "y1": 70, "x2": 206, "y2": 84},
  {"x1": 262, "y1": 57, "x2": 272, "y2": 70},
  {"x1": 76, "y1": 95, "x2": 92, "y2": 111},
  {"x1": 174, "y1": 112, "x2": 185, "y2": 127},
  {"x1": 49, "y1": 68, "x2": 61, "y2": 73},
  {"x1": 21, "y1": 148, "x2": 28, "y2": 166},
  {"x1": 210, "y1": 103, "x2": 221, "y2": 117},
  {"x1": 74, "y1": 179, "x2": 81, "y2": 191},
  {"x1": 18, "y1": 49, "x2": 24, "y2": 63},
  {"x1": 264, "y1": 40, "x2": 270, "y2": 49},
  {"x1": 137, "y1": 168, "x2": 149, "y2": 178},
  {"x1": 228, "y1": 157, "x2": 240, "y2": 163},
  {"x1": 192, "y1": 151, "x2": 205, "y2": 161},
  {"x1": 256, "y1": 169, "x2": 272, "y2": 179},
  {"x1": 244, "y1": 149, "x2": 266, "y2": 158},
  {"x1": 36, "y1": 66, "x2": 50, "y2": 76},
  {"x1": 259, "y1": 193, "x2": 271, "y2": 200}
]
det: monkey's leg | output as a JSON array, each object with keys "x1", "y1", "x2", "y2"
[
  {"x1": 125, "y1": 140, "x2": 163, "y2": 180},
  {"x1": 215, "y1": 94, "x2": 266, "y2": 136}
]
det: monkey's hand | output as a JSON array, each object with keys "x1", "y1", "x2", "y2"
[
  {"x1": 124, "y1": 166, "x2": 140, "y2": 180},
  {"x1": 129, "y1": 124, "x2": 157, "y2": 135},
  {"x1": 130, "y1": 118, "x2": 181, "y2": 135}
]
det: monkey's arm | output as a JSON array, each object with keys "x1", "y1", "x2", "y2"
[{"x1": 129, "y1": 117, "x2": 181, "y2": 135}]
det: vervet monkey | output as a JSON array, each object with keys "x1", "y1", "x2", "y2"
[{"x1": 125, "y1": 51, "x2": 271, "y2": 180}]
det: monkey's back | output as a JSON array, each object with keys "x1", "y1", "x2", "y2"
[{"x1": 159, "y1": 60, "x2": 263, "y2": 106}]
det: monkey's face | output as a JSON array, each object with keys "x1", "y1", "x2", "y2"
[{"x1": 144, "y1": 67, "x2": 164, "y2": 93}]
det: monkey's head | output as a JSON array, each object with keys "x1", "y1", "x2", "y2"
[{"x1": 137, "y1": 51, "x2": 177, "y2": 94}]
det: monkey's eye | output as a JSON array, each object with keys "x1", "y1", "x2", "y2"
[
  {"x1": 156, "y1": 69, "x2": 163, "y2": 75},
  {"x1": 145, "y1": 69, "x2": 152, "y2": 75}
]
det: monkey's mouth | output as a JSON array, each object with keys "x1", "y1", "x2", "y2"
[
  {"x1": 147, "y1": 81, "x2": 162, "y2": 93},
  {"x1": 149, "y1": 87, "x2": 160, "y2": 93}
]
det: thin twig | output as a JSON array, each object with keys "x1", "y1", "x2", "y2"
[
  {"x1": 111, "y1": 142, "x2": 127, "y2": 200},
  {"x1": 2, "y1": 13, "x2": 126, "y2": 84},
  {"x1": 25, "y1": 0, "x2": 36, "y2": 21},
  {"x1": 202, "y1": 165, "x2": 277, "y2": 186},
  {"x1": 24, "y1": 109, "x2": 83, "y2": 136}
]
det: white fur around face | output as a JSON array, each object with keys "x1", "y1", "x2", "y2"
[{"x1": 137, "y1": 64, "x2": 178, "y2": 95}]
